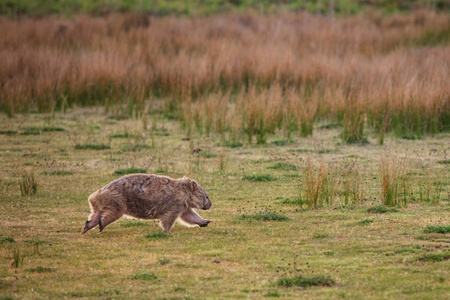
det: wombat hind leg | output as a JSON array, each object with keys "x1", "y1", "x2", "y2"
[
  {"x1": 179, "y1": 209, "x2": 211, "y2": 228},
  {"x1": 82, "y1": 211, "x2": 101, "y2": 234}
]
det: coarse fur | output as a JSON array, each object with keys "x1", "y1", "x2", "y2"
[{"x1": 82, "y1": 174, "x2": 212, "y2": 234}]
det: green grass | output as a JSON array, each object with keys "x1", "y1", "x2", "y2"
[
  {"x1": 120, "y1": 144, "x2": 151, "y2": 152},
  {"x1": 436, "y1": 159, "x2": 450, "y2": 165},
  {"x1": 110, "y1": 132, "x2": 138, "y2": 138},
  {"x1": 114, "y1": 168, "x2": 146, "y2": 175},
  {"x1": 358, "y1": 219, "x2": 374, "y2": 224},
  {"x1": 238, "y1": 212, "x2": 288, "y2": 221},
  {"x1": 0, "y1": 130, "x2": 17, "y2": 135},
  {"x1": 0, "y1": 0, "x2": 438, "y2": 17},
  {"x1": 272, "y1": 140, "x2": 291, "y2": 146},
  {"x1": 419, "y1": 252, "x2": 450, "y2": 262},
  {"x1": 0, "y1": 107, "x2": 449, "y2": 299},
  {"x1": 242, "y1": 174, "x2": 277, "y2": 182},
  {"x1": 120, "y1": 221, "x2": 149, "y2": 228},
  {"x1": 0, "y1": 236, "x2": 15, "y2": 243},
  {"x1": 41, "y1": 170, "x2": 73, "y2": 176},
  {"x1": 424, "y1": 225, "x2": 450, "y2": 234},
  {"x1": 21, "y1": 126, "x2": 66, "y2": 135},
  {"x1": 26, "y1": 266, "x2": 57, "y2": 273},
  {"x1": 145, "y1": 232, "x2": 170, "y2": 240},
  {"x1": 74, "y1": 144, "x2": 110, "y2": 150},
  {"x1": 277, "y1": 275, "x2": 335, "y2": 288},
  {"x1": 367, "y1": 206, "x2": 399, "y2": 214}
]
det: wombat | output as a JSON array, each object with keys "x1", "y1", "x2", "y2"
[{"x1": 82, "y1": 174, "x2": 212, "y2": 234}]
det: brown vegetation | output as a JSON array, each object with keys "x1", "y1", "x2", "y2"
[{"x1": 0, "y1": 11, "x2": 449, "y2": 141}]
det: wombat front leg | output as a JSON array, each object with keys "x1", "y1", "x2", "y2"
[
  {"x1": 180, "y1": 209, "x2": 211, "y2": 227},
  {"x1": 82, "y1": 211, "x2": 101, "y2": 234}
]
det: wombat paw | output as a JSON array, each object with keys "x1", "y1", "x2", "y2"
[{"x1": 199, "y1": 220, "x2": 211, "y2": 227}]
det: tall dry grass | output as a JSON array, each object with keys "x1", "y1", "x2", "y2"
[{"x1": 0, "y1": 11, "x2": 449, "y2": 140}]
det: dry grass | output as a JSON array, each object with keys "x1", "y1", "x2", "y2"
[{"x1": 0, "y1": 11, "x2": 449, "y2": 141}]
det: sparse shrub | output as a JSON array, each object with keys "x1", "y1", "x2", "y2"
[
  {"x1": 339, "y1": 161, "x2": 364, "y2": 206},
  {"x1": 114, "y1": 168, "x2": 146, "y2": 175},
  {"x1": 300, "y1": 158, "x2": 335, "y2": 209},
  {"x1": 20, "y1": 170, "x2": 37, "y2": 196},
  {"x1": 424, "y1": 225, "x2": 450, "y2": 234},
  {"x1": 341, "y1": 98, "x2": 366, "y2": 144},
  {"x1": 277, "y1": 275, "x2": 334, "y2": 287},
  {"x1": 218, "y1": 150, "x2": 227, "y2": 173},
  {"x1": 12, "y1": 248, "x2": 24, "y2": 268},
  {"x1": 242, "y1": 174, "x2": 277, "y2": 182},
  {"x1": 128, "y1": 272, "x2": 157, "y2": 280},
  {"x1": 381, "y1": 158, "x2": 410, "y2": 206},
  {"x1": 75, "y1": 144, "x2": 110, "y2": 150}
]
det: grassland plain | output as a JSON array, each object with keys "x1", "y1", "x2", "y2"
[{"x1": 0, "y1": 108, "x2": 449, "y2": 299}]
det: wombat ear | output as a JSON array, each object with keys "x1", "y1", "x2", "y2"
[{"x1": 190, "y1": 180, "x2": 197, "y2": 192}]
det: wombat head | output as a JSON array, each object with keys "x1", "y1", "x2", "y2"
[{"x1": 185, "y1": 177, "x2": 212, "y2": 210}]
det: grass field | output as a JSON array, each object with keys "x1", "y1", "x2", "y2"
[{"x1": 0, "y1": 108, "x2": 449, "y2": 299}]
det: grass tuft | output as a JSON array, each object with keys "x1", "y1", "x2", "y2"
[
  {"x1": 424, "y1": 225, "x2": 450, "y2": 234},
  {"x1": 358, "y1": 219, "x2": 374, "y2": 224},
  {"x1": 145, "y1": 232, "x2": 170, "y2": 240},
  {"x1": 367, "y1": 206, "x2": 399, "y2": 214},
  {"x1": 0, "y1": 236, "x2": 15, "y2": 243},
  {"x1": 26, "y1": 266, "x2": 57, "y2": 273},
  {"x1": 419, "y1": 252, "x2": 450, "y2": 262},
  {"x1": 277, "y1": 275, "x2": 335, "y2": 288},
  {"x1": 158, "y1": 257, "x2": 171, "y2": 265},
  {"x1": 243, "y1": 174, "x2": 277, "y2": 182},
  {"x1": 41, "y1": 170, "x2": 73, "y2": 176},
  {"x1": 128, "y1": 272, "x2": 157, "y2": 280},
  {"x1": 0, "y1": 130, "x2": 17, "y2": 135},
  {"x1": 239, "y1": 212, "x2": 288, "y2": 221},
  {"x1": 20, "y1": 170, "x2": 37, "y2": 196},
  {"x1": 75, "y1": 144, "x2": 110, "y2": 150}
]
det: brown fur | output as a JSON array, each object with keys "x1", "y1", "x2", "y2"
[{"x1": 82, "y1": 174, "x2": 212, "y2": 234}]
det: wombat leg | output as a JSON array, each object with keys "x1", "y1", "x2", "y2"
[
  {"x1": 98, "y1": 209, "x2": 125, "y2": 232},
  {"x1": 180, "y1": 209, "x2": 211, "y2": 227},
  {"x1": 160, "y1": 213, "x2": 179, "y2": 234},
  {"x1": 82, "y1": 211, "x2": 101, "y2": 234}
]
